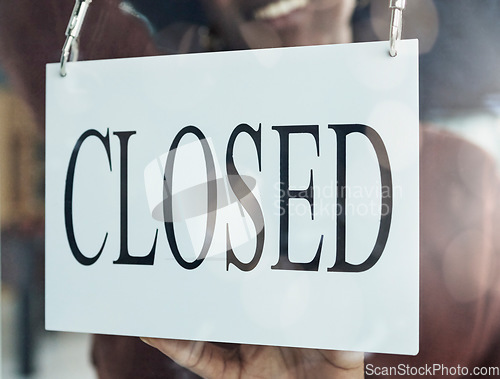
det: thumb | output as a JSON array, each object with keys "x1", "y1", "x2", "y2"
[{"x1": 141, "y1": 338, "x2": 237, "y2": 378}]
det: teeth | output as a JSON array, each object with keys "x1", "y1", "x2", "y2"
[{"x1": 254, "y1": 0, "x2": 309, "y2": 20}]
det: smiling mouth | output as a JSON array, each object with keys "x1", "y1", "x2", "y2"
[{"x1": 252, "y1": 0, "x2": 310, "y2": 21}]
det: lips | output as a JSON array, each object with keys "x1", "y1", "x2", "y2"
[{"x1": 252, "y1": 0, "x2": 310, "y2": 21}]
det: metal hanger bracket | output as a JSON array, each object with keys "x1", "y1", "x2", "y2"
[
  {"x1": 389, "y1": 0, "x2": 406, "y2": 57},
  {"x1": 60, "y1": 0, "x2": 92, "y2": 77}
]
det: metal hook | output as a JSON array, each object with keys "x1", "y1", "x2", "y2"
[
  {"x1": 389, "y1": 0, "x2": 406, "y2": 57},
  {"x1": 60, "y1": 0, "x2": 92, "y2": 77}
]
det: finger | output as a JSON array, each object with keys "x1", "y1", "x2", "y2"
[
  {"x1": 141, "y1": 338, "x2": 238, "y2": 379},
  {"x1": 320, "y1": 350, "x2": 364, "y2": 370}
]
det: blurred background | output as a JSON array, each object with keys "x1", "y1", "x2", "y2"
[
  {"x1": 0, "y1": 66, "x2": 94, "y2": 377},
  {"x1": 1, "y1": 0, "x2": 499, "y2": 377}
]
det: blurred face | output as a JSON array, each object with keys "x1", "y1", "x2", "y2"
[{"x1": 201, "y1": 0, "x2": 356, "y2": 49}]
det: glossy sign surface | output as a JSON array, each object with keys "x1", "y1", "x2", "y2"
[{"x1": 46, "y1": 40, "x2": 419, "y2": 354}]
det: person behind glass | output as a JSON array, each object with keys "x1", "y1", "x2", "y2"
[
  {"x1": 1, "y1": 0, "x2": 500, "y2": 378},
  {"x1": 116, "y1": 1, "x2": 500, "y2": 378},
  {"x1": 140, "y1": 0, "x2": 364, "y2": 377}
]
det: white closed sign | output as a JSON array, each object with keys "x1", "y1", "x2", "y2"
[{"x1": 46, "y1": 40, "x2": 419, "y2": 354}]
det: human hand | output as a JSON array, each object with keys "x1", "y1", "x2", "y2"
[{"x1": 141, "y1": 338, "x2": 364, "y2": 379}]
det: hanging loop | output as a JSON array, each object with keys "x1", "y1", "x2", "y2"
[
  {"x1": 389, "y1": 0, "x2": 406, "y2": 57},
  {"x1": 60, "y1": 0, "x2": 92, "y2": 77}
]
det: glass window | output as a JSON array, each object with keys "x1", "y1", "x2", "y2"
[{"x1": 1, "y1": 1, "x2": 500, "y2": 377}]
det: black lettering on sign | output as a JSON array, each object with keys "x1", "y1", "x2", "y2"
[
  {"x1": 65, "y1": 123, "x2": 393, "y2": 273},
  {"x1": 225, "y1": 123, "x2": 265, "y2": 272},
  {"x1": 328, "y1": 124, "x2": 392, "y2": 273},
  {"x1": 113, "y1": 131, "x2": 158, "y2": 266},
  {"x1": 65, "y1": 129, "x2": 111, "y2": 266},
  {"x1": 271, "y1": 125, "x2": 324, "y2": 272},
  {"x1": 163, "y1": 126, "x2": 217, "y2": 270}
]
